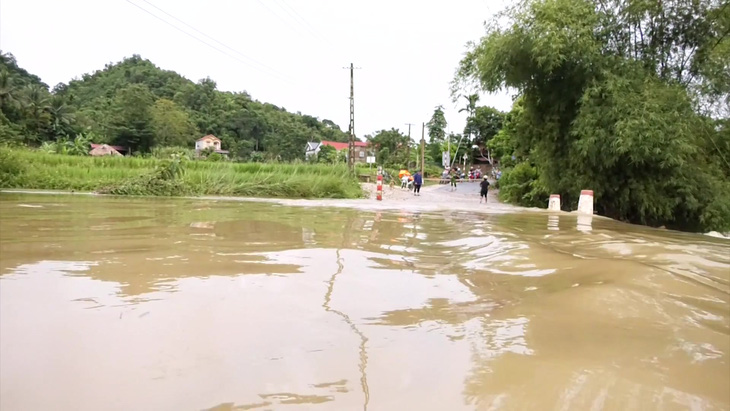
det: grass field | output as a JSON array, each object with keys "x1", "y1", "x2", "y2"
[{"x1": 0, "y1": 148, "x2": 364, "y2": 199}]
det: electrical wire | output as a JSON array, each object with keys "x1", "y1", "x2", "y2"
[
  {"x1": 271, "y1": 0, "x2": 335, "y2": 49},
  {"x1": 138, "y1": 0, "x2": 289, "y2": 80},
  {"x1": 124, "y1": 0, "x2": 293, "y2": 84},
  {"x1": 254, "y1": 0, "x2": 337, "y2": 55}
]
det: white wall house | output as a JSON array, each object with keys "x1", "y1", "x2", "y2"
[
  {"x1": 195, "y1": 135, "x2": 229, "y2": 156},
  {"x1": 196, "y1": 135, "x2": 221, "y2": 151},
  {"x1": 305, "y1": 141, "x2": 322, "y2": 158}
]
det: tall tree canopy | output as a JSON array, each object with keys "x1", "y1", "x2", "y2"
[
  {"x1": 426, "y1": 105, "x2": 448, "y2": 164},
  {"x1": 467, "y1": 106, "x2": 504, "y2": 147},
  {"x1": 366, "y1": 128, "x2": 411, "y2": 167},
  {"x1": 453, "y1": 0, "x2": 730, "y2": 232}
]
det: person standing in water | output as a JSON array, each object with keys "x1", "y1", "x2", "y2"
[
  {"x1": 413, "y1": 171, "x2": 423, "y2": 196},
  {"x1": 480, "y1": 176, "x2": 490, "y2": 203},
  {"x1": 450, "y1": 167, "x2": 458, "y2": 191}
]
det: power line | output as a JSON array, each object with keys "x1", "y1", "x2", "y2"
[
  {"x1": 270, "y1": 0, "x2": 318, "y2": 38},
  {"x1": 136, "y1": 0, "x2": 290, "y2": 81},
  {"x1": 271, "y1": 0, "x2": 335, "y2": 48},
  {"x1": 125, "y1": 0, "x2": 292, "y2": 83},
  {"x1": 252, "y1": 0, "x2": 308, "y2": 39},
  {"x1": 137, "y1": 0, "x2": 288, "y2": 79},
  {"x1": 255, "y1": 0, "x2": 337, "y2": 55}
]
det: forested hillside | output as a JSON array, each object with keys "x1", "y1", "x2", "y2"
[{"x1": 0, "y1": 52, "x2": 349, "y2": 160}]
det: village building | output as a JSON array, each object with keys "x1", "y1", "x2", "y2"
[
  {"x1": 89, "y1": 144, "x2": 127, "y2": 156},
  {"x1": 195, "y1": 135, "x2": 229, "y2": 157},
  {"x1": 305, "y1": 140, "x2": 369, "y2": 163}
]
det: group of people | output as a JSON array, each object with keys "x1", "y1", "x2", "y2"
[
  {"x1": 396, "y1": 167, "x2": 491, "y2": 202},
  {"x1": 441, "y1": 167, "x2": 489, "y2": 202},
  {"x1": 399, "y1": 171, "x2": 423, "y2": 195}
]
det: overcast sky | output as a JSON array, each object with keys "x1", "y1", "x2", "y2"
[{"x1": 0, "y1": 0, "x2": 514, "y2": 141}]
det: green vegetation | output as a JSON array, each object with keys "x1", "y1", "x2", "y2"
[
  {"x1": 310, "y1": 144, "x2": 350, "y2": 165},
  {"x1": 454, "y1": 0, "x2": 730, "y2": 232},
  {"x1": 426, "y1": 106, "x2": 449, "y2": 164},
  {"x1": 423, "y1": 97, "x2": 505, "y2": 169},
  {"x1": 0, "y1": 148, "x2": 363, "y2": 199},
  {"x1": 364, "y1": 127, "x2": 453, "y2": 176},
  {"x1": 1, "y1": 53, "x2": 350, "y2": 160},
  {"x1": 366, "y1": 128, "x2": 412, "y2": 168}
]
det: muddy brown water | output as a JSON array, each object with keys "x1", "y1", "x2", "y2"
[{"x1": 0, "y1": 193, "x2": 728, "y2": 410}]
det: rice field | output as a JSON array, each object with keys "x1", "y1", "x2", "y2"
[{"x1": 0, "y1": 148, "x2": 364, "y2": 199}]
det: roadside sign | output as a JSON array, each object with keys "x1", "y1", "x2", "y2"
[
  {"x1": 367, "y1": 156, "x2": 376, "y2": 164},
  {"x1": 442, "y1": 151, "x2": 450, "y2": 168}
]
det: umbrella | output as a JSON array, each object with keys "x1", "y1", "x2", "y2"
[{"x1": 398, "y1": 170, "x2": 411, "y2": 178}]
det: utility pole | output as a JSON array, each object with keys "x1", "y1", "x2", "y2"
[
  {"x1": 343, "y1": 63, "x2": 360, "y2": 171},
  {"x1": 420, "y1": 122, "x2": 425, "y2": 176},
  {"x1": 447, "y1": 132, "x2": 451, "y2": 168},
  {"x1": 405, "y1": 123, "x2": 414, "y2": 168},
  {"x1": 405, "y1": 123, "x2": 414, "y2": 139}
]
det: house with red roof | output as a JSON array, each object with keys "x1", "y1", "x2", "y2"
[{"x1": 305, "y1": 140, "x2": 369, "y2": 163}]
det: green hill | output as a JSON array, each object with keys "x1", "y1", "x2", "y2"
[{"x1": 1, "y1": 52, "x2": 349, "y2": 160}]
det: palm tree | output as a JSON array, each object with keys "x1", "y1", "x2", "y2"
[
  {"x1": 20, "y1": 84, "x2": 52, "y2": 141},
  {"x1": 459, "y1": 94, "x2": 480, "y2": 142},
  {"x1": 22, "y1": 84, "x2": 50, "y2": 111},
  {"x1": 48, "y1": 96, "x2": 76, "y2": 138},
  {"x1": 458, "y1": 93, "x2": 479, "y2": 118},
  {"x1": 458, "y1": 94, "x2": 480, "y2": 165},
  {"x1": 0, "y1": 69, "x2": 17, "y2": 110}
]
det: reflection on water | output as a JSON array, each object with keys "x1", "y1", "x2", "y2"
[
  {"x1": 577, "y1": 214, "x2": 593, "y2": 232},
  {"x1": 548, "y1": 214, "x2": 560, "y2": 231},
  {"x1": 1, "y1": 194, "x2": 729, "y2": 410}
]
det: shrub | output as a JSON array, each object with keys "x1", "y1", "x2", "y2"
[
  {"x1": 150, "y1": 146, "x2": 195, "y2": 160},
  {"x1": 497, "y1": 162, "x2": 548, "y2": 208},
  {"x1": 0, "y1": 147, "x2": 25, "y2": 187}
]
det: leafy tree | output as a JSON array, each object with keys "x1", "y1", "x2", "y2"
[
  {"x1": 48, "y1": 95, "x2": 76, "y2": 139},
  {"x1": 366, "y1": 128, "x2": 410, "y2": 166},
  {"x1": 453, "y1": 0, "x2": 730, "y2": 231},
  {"x1": 1, "y1": 53, "x2": 350, "y2": 159},
  {"x1": 0, "y1": 51, "x2": 47, "y2": 88},
  {"x1": 426, "y1": 105, "x2": 447, "y2": 142},
  {"x1": 468, "y1": 106, "x2": 503, "y2": 146},
  {"x1": 249, "y1": 151, "x2": 265, "y2": 163},
  {"x1": 488, "y1": 99, "x2": 525, "y2": 167},
  {"x1": 20, "y1": 84, "x2": 51, "y2": 143},
  {"x1": 149, "y1": 99, "x2": 198, "y2": 148},
  {"x1": 0, "y1": 70, "x2": 17, "y2": 110},
  {"x1": 317, "y1": 144, "x2": 337, "y2": 164},
  {"x1": 426, "y1": 105, "x2": 448, "y2": 164},
  {"x1": 459, "y1": 94, "x2": 479, "y2": 137},
  {"x1": 109, "y1": 84, "x2": 155, "y2": 152}
]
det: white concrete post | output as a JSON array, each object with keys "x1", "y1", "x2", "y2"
[
  {"x1": 548, "y1": 194, "x2": 561, "y2": 211},
  {"x1": 577, "y1": 190, "x2": 594, "y2": 214}
]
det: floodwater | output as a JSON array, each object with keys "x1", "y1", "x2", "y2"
[{"x1": 0, "y1": 193, "x2": 728, "y2": 411}]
